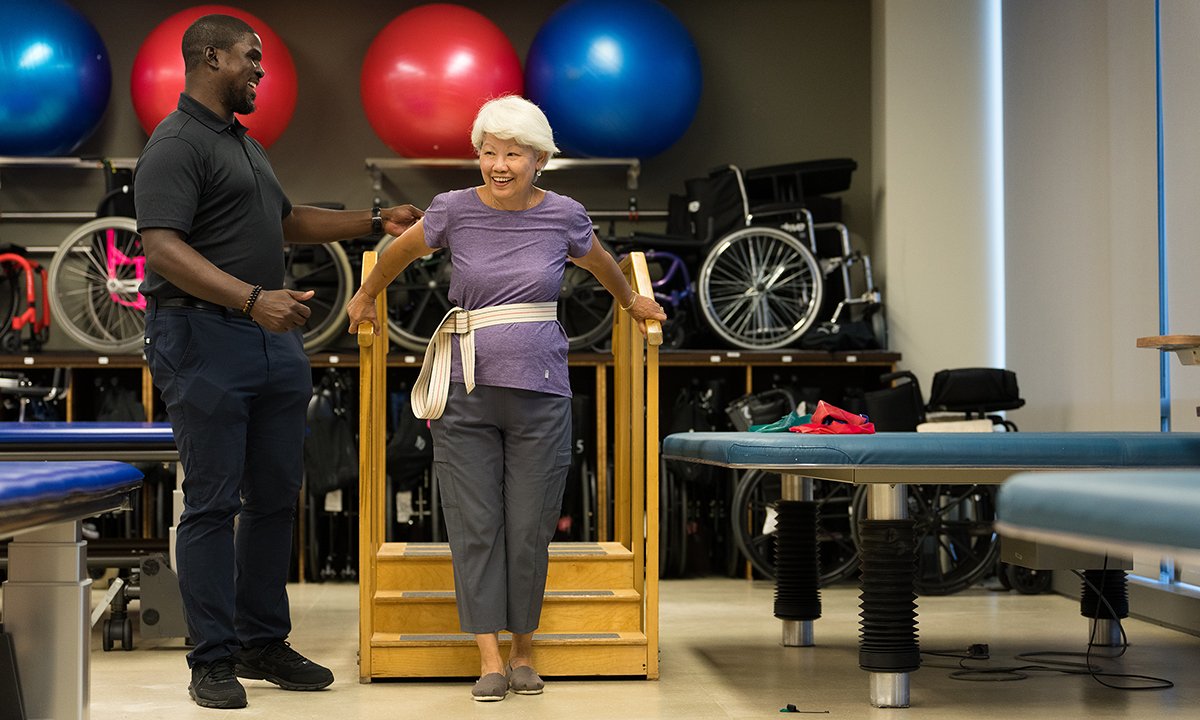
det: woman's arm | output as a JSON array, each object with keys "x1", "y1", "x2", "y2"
[{"x1": 344, "y1": 219, "x2": 436, "y2": 335}]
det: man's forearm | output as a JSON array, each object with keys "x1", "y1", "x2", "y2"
[
  {"x1": 282, "y1": 205, "x2": 370, "y2": 245},
  {"x1": 142, "y1": 229, "x2": 254, "y2": 308}
]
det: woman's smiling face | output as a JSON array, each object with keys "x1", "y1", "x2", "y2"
[{"x1": 478, "y1": 133, "x2": 544, "y2": 207}]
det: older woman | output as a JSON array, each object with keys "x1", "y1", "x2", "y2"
[{"x1": 346, "y1": 95, "x2": 665, "y2": 701}]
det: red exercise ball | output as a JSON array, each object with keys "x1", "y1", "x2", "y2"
[
  {"x1": 131, "y1": 5, "x2": 297, "y2": 148},
  {"x1": 361, "y1": 4, "x2": 523, "y2": 158}
]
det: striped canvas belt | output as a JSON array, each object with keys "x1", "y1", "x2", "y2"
[{"x1": 410, "y1": 301, "x2": 558, "y2": 420}]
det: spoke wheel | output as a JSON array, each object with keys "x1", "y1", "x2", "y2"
[
  {"x1": 698, "y1": 227, "x2": 824, "y2": 349},
  {"x1": 48, "y1": 217, "x2": 145, "y2": 354},
  {"x1": 374, "y1": 235, "x2": 453, "y2": 352},
  {"x1": 559, "y1": 260, "x2": 614, "y2": 350},
  {"x1": 659, "y1": 466, "x2": 689, "y2": 578},
  {"x1": 0, "y1": 264, "x2": 22, "y2": 347},
  {"x1": 730, "y1": 469, "x2": 859, "y2": 585},
  {"x1": 283, "y1": 242, "x2": 354, "y2": 352}
]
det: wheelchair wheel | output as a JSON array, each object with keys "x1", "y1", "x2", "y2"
[
  {"x1": 851, "y1": 484, "x2": 999, "y2": 595},
  {"x1": 697, "y1": 227, "x2": 824, "y2": 349},
  {"x1": 730, "y1": 469, "x2": 859, "y2": 585},
  {"x1": 48, "y1": 217, "x2": 146, "y2": 354},
  {"x1": 869, "y1": 304, "x2": 889, "y2": 350},
  {"x1": 659, "y1": 464, "x2": 688, "y2": 578},
  {"x1": 284, "y1": 242, "x2": 354, "y2": 352},
  {"x1": 373, "y1": 234, "x2": 454, "y2": 352},
  {"x1": 559, "y1": 257, "x2": 614, "y2": 350},
  {"x1": 0, "y1": 262, "x2": 23, "y2": 349}
]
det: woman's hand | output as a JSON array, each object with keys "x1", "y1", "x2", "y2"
[
  {"x1": 345, "y1": 288, "x2": 380, "y2": 335},
  {"x1": 623, "y1": 294, "x2": 668, "y2": 336}
]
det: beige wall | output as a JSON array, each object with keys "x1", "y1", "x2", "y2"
[
  {"x1": 869, "y1": 0, "x2": 1161, "y2": 432},
  {"x1": 872, "y1": 0, "x2": 1003, "y2": 388},
  {"x1": 1002, "y1": 0, "x2": 1159, "y2": 431}
]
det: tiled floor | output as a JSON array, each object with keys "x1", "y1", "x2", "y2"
[{"x1": 90, "y1": 578, "x2": 1200, "y2": 719}]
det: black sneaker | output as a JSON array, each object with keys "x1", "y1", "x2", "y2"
[
  {"x1": 235, "y1": 641, "x2": 334, "y2": 690},
  {"x1": 189, "y1": 657, "x2": 247, "y2": 709}
]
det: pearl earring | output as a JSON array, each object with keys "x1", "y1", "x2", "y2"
[{"x1": 536, "y1": 169, "x2": 543, "y2": 178}]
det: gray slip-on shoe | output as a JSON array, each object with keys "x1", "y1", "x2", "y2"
[
  {"x1": 472, "y1": 672, "x2": 508, "y2": 702},
  {"x1": 506, "y1": 664, "x2": 544, "y2": 695}
]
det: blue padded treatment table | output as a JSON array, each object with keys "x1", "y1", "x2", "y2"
[
  {"x1": 662, "y1": 431, "x2": 1200, "y2": 481},
  {"x1": 0, "y1": 421, "x2": 185, "y2": 656},
  {"x1": 661, "y1": 431, "x2": 1200, "y2": 708},
  {"x1": 1, "y1": 461, "x2": 143, "y2": 720},
  {"x1": 0, "y1": 421, "x2": 176, "y2": 461},
  {"x1": 996, "y1": 469, "x2": 1200, "y2": 564},
  {"x1": 0, "y1": 460, "x2": 144, "y2": 538}
]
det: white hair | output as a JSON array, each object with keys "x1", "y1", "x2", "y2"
[{"x1": 471, "y1": 96, "x2": 559, "y2": 158}]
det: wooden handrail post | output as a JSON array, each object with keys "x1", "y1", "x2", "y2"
[
  {"x1": 357, "y1": 251, "x2": 388, "y2": 682},
  {"x1": 614, "y1": 252, "x2": 662, "y2": 679}
]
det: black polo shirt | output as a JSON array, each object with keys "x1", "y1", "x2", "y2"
[{"x1": 134, "y1": 93, "x2": 292, "y2": 301}]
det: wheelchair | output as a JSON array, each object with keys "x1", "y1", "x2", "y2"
[
  {"x1": 613, "y1": 159, "x2": 884, "y2": 350},
  {"x1": 374, "y1": 158, "x2": 885, "y2": 352}
]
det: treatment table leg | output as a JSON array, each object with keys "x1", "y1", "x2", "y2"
[
  {"x1": 860, "y1": 483, "x2": 919, "y2": 709},
  {"x1": 3, "y1": 521, "x2": 91, "y2": 720},
  {"x1": 779, "y1": 474, "x2": 816, "y2": 647}
]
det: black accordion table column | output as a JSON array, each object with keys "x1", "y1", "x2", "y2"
[
  {"x1": 858, "y1": 483, "x2": 920, "y2": 708},
  {"x1": 775, "y1": 474, "x2": 821, "y2": 647}
]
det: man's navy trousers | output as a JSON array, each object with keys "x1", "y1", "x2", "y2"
[{"x1": 144, "y1": 301, "x2": 311, "y2": 667}]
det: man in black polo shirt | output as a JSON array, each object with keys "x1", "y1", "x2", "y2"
[{"x1": 134, "y1": 14, "x2": 421, "y2": 709}]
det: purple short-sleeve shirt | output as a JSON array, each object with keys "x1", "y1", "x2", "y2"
[{"x1": 422, "y1": 187, "x2": 594, "y2": 397}]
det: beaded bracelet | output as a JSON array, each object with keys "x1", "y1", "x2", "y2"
[
  {"x1": 619, "y1": 294, "x2": 639, "y2": 312},
  {"x1": 242, "y1": 285, "x2": 263, "y2": 315}
]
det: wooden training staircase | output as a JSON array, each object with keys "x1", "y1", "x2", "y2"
[{"x1": 356, "y1": 252, "x2": 662, "y2": 681}]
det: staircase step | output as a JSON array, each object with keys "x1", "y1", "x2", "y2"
[
  {"x1": 376, "y1": 541, "x2": 635, "y2": 591},
  {"x1": 373, "y1": 588, "x2": 642, "y2": 634},
  {"x1": 367, "y1": 631, "x2": 648, "y2": 678}
]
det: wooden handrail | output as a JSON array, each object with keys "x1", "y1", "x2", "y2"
[
  {"x1": 358, "y1": 251, "x2": 388, "y2": 682},
  {"x1": 613, "y1": 251, "x2": 662, "y2": 678}
]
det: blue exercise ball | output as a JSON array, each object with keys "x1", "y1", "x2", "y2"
[
  {"x1": 525, "y1": 0, "x2": 701, "y2": 158},
  {"x1": 0, "y1": 0, "x2": 112, "y2": 156}
]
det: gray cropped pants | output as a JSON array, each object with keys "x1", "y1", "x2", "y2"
[{"x1": 430, "y1": 382, "x2": 572, "y2": 634}]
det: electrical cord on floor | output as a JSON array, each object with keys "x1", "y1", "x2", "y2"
[
  {"x1": 920, "y1": 558, "x2": 1173, "y2": 690},
  {"x1": 1013, "y1": 565, "x2": 1172, "y2": 690},
  {"x1": 922, "y1": 645, "x2": 1172, "y2": 688},
  {"x1": 921, "y1": 644, "x2": 1028, "y2": 682}
]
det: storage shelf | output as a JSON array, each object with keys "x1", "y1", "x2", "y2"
[
  {"x1": 0, "y1": 348, "x2": 898, "y2": 371},
  {"x1": 0, "y1": 156, "x2": 138, "y2": 171}
]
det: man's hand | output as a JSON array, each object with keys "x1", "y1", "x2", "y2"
[
  {"x1": 382, "y1": 205, "x2": 423, "y2": 236},
  {"x1": 249, "y1": 289, "x2": 314, "y2": 332}
]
